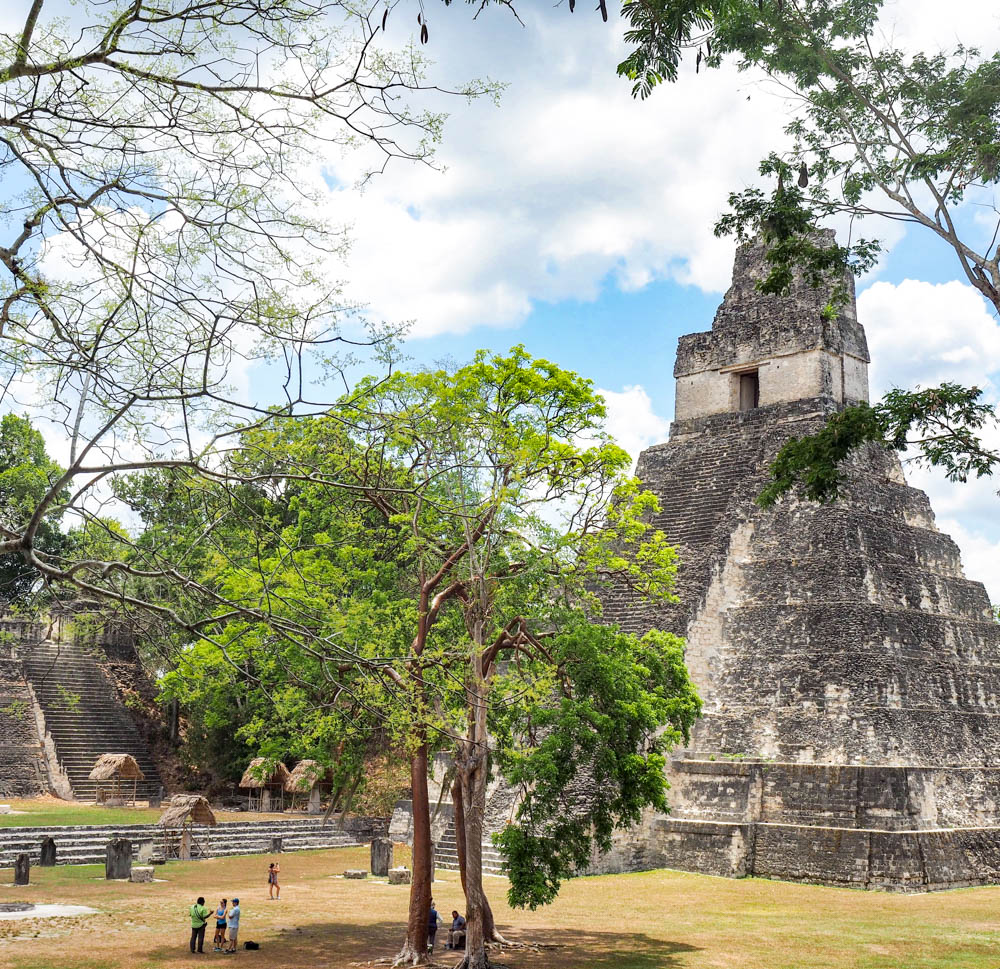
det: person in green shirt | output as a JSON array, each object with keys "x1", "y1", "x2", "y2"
[{"x1": 189, "y1": 896, "x2": 211, "y2": 953}]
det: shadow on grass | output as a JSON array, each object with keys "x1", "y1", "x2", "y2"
[{"x1": 86, "y1": 919, "x2": 700, "y2": 969}]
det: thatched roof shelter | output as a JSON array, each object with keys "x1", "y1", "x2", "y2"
[
  {"x1": 239, "y1": 757, "x2": 291, "y2": 790},
  {"x1": 285, "y1": 760, "x2": 332, "y2": 793},
  {"x1": 88, "y1": 753, "x2": 145, "y2": 781},
  {"x1": 158, "y1": 794, "x2": 217, "y2": 828}
]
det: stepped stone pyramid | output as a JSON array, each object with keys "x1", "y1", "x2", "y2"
[{"x1": 599, "y1": 234, "x2": 1000, "y2": 891}]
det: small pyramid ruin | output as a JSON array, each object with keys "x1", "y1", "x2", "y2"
[{"x1": 599, "y1": 234, "x2": 1000, "y2": 891}]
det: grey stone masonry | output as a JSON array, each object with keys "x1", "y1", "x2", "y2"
[
  {"x1": 597, "y1": 233, "x2": 1000, "y2": 891},
  {"x1": 0, "y1": 630, "x2": 48, "y2": 798}
]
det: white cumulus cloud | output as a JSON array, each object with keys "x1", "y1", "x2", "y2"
[
  {"x1": 320, "y1": 5, "x2": 787, "y2": 338},
  {"x1": 598, "y1": 385, "x2": 670, "y2": 470},
  {"x1": 859, "y1": 279, "x2": 1000, "y2": 395}
]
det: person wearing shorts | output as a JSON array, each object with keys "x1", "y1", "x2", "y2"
[
  {"x1": 225, "y1": 897, "x2": 241, "y2": 954},
  {"x1": 267, "y1": 861, "x2": 280, "y2": 899},
  {"x1": 213, "y1": 898, "x2": 228, "y2": 951}
]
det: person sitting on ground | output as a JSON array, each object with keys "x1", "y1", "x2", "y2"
[
  {"x1": 224, "y1": 897, "x2": 241, "y2": 954},
  {"x1": 189, "y1": 896, "x2": 211, "y2": 954},
  {"x1": 268, "y1": 861, "x2": 280, "y2": 899},
  {"x1": 427, "y1": 899, "x2": 440, "y2": 953},
  {"x1": 446, "y1": 910, "x2": 466, "y2": 950},
  {"x1": 213, "y1": 898, "x2": 228, "y2": 952}
]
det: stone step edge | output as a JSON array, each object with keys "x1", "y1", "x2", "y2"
[{"x1": 0, "y1": 842, "x2": 364, "y2": 868}]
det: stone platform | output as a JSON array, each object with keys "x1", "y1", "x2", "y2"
[{"x1": 595, "y1": 758, "x2": 1000, "y2": 890}]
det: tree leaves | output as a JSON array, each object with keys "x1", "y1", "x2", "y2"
[{"x1": 757, "y1": 383, "x2": 999, "y2": 507}]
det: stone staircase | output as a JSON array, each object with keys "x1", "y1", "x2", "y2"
[
  {"x1": 21, "y1": 640, "x2": 163, "y2": 800},
  {"x1": 0, "y1": 817, "x2": 361, "y2": 868},
  {"x1": 435, "y1": 822, "x2": 505, "y2": 876}
]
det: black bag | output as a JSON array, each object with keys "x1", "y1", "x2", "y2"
[{"x1": 243, "y1": 941, "x2": 260, "y2": 950}]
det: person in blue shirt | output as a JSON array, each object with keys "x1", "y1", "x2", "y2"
[
  {"x1": 224, "y1": 898, "x2": 241, "y2": 954},
  {"x1": 446, "y1": 910, "x2": 466, "y2": 950},
  {"x1": 427, "y1": 900, "x2": 440, "y2": 953}
]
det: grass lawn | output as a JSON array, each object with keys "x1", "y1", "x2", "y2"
[
  {"x1": 0, "y1": 797, "x2": 295, "y2": 828},
  {"x1": 2, "y1": 845, "x2": 1000, "y2": 968}
]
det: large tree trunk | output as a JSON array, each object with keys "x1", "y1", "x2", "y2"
[
  {"x1": 453, "y1": 775, "x2": 502, "y2": 943},
  {"x1": 394, "y1": 740, "x2": 432, "y2": 967},
  {"x1": 457, "y1": 752, "x2": 492, "y2": 969},
  {"x1": 452, "y1": 775, "x2": 467, "y2": 894}
]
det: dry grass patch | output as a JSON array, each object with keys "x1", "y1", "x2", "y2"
[{"x1": 1, "y1": 846, "x2": 1000, "y2": 968}]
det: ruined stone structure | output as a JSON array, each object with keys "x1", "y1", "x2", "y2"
[
  {"x1": 598, "y1": 234, "x2": 1000, "y2": 891},
  {"x1": 0, "y1": 618, "x2": 164, "y2": 800}
]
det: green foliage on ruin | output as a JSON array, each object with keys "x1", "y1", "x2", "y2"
[{"x1": 758, "y1": 384, "x2": 999, "y2": 507}]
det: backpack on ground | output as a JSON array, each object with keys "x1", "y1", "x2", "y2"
[{"x1": 243, "y1": 941, "x2": 260, "y2": 950}]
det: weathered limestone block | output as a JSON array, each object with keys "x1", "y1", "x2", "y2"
[
  {"x1": 370, "y1": 837, "x2": 393, "y2": 877},
  {"x1": 388, "y1": 867, "x2": 411, "y2": 885},
  {"x1": 39, "y1": 836, "x2": 56, "y2": 866},
  {"x1": 270, "y1": 836, "x2": 283, "y2": 853},
  {"x1": 129, "y1": 866, "x2": 154, "y2": 883},
  {"x1": 343, "y1": 869, "x2": 367, "y2": 879},
  {"x1": 106, "y1": 838, "x2": 132, "y2": 879},
  {"x1": 13, "y1": 852, "x2": 29, "y2": 885}
]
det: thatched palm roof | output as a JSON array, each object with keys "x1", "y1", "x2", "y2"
[
  {"x1": 239, "y1": 757, "x2": 291, "y2": 789},
  {"x1": 285, "y1": 759, "x2": 331, "y2": 793},
  {"x1": 158, "y1": 794, "x2": 217, "y2": 828},
  {"x1": 88, "y1": 753, "x2": 145, "y2": 781}
]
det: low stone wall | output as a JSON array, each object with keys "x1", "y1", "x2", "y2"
[
  {"x1": 666, "y1": 759, "x2": 1000, "y2": 830},
  {"x1": 587, "y1": 816, "x2": 1000, "y2": 892}
]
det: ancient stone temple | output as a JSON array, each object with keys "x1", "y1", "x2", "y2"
[{"x1": 599, "y1": 234, "x2": 1000, "y2": 891}]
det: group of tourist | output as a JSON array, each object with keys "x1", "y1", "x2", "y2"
[
  {"x1": 427, "y1": 900, "x2": 466, "y2": 953},
  {"x1": 187, "y1": 861, "x2": 278, "y2": 954},
  {"x1": 189, "y1": 896, "x2": 241, "y2": 955}
]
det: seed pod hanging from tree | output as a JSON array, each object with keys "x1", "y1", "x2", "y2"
[
  {"x1": 598, "y1": 0, "x2": 607, "y2": 23},
  {"x1": 798, "y1": 162, "x2": 809, "y2": 188}
]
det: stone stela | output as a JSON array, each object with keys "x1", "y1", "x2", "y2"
[{"x1": 598, "y1": 232, "x2": 1000, "y2": 891}]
